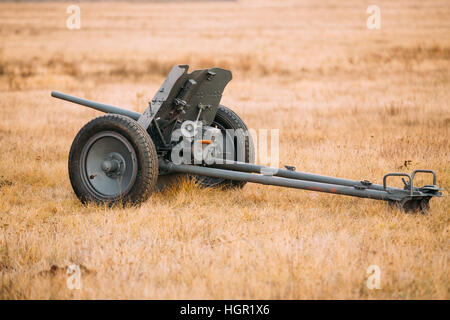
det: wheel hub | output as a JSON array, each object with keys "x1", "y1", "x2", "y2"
[{"x1": 101, "y1": 152, "x2": 126, "y2": 178}]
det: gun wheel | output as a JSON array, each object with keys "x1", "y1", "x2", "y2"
[
  {"x1": 194, "y1": 105, "x2": 255, "y2": 189},
  {"x1": 69, "y1": 114, "x2": 158, "y2": 206}
]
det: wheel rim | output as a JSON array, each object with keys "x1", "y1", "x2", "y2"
[{"x1": 80, "y1": 131, "x2": 138, "y2": 198}]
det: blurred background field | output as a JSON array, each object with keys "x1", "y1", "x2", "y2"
[{"x1": 0, "y1": 0, "x2": 449, "y2": 299}]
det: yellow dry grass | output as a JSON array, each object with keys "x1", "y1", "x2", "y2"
[{"x1": 0, "y1": 0, "x2": 449, "y2": 299}]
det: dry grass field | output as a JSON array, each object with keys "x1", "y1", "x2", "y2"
[{"x1": 0, "y1": 0, "x2": 449, "y2": 299}]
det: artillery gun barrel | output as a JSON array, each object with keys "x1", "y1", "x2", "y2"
[{"x1": 51, "y1": 91, "x2": 141, "y2": 120}]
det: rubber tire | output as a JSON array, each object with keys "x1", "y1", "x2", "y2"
[
  {"x1": 195, "y1": 105, "x2": 254, "y2": 189},
  {"x1": 68, "y1": 114, "x2": 158, "y2": 206}
]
